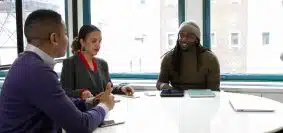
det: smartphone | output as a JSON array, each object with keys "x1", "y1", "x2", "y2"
[{"x1": 99, "y1": 120, "x2": 125, "y2": 128}]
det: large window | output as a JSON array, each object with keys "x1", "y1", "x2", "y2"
[
  {"x1": 0, "y1": 0, "x2": 66, "y2": 67},
  {"x1": 211, "y1": 0, "x2": 283, "y2": 74},
  {"x1": 0, "y1": 0, "x2": 17, "y2": 66},
  {"x1": 91, "y1": 0, "x2": 179, "y2": 73},
  {"x1": 22, "y1": 0, "x2": 66, "y2": 48},
  {"x1": 22, "y1": 0, "x2": 66, "y2": 72}
]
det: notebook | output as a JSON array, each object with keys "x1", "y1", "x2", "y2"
[
  {"x1": 187, "y1": 89, "x2": 216, "y2": 98},
  {"x1": 229, "y1": 94, "x2": 275, "y2": 112}
]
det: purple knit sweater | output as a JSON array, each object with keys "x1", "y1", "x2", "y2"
[{"x1": 0, "y1": 51, "x2": 106, "y2": 133}]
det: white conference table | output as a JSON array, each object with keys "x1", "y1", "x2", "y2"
[{"x1": 93, "y1": 91, "x2": 283, "y2": 133}]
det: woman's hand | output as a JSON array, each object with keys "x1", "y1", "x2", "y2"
[
  {"x1": 81, "y1": 90, "x2": 93, "y2": 99},
  {"x1": 121, "y1": 86, "x2": 134, "y2": 96}
]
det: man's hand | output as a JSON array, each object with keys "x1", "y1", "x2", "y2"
[
  {"x1": 160, "y1": 83, "x2": 173, "y2": 90},
  {"x1": 121, "y1": 86, "x2": 134, "y2": 96},
  {"x1": 95, "y1": 92, "x2": 104, "y2": 100},
  {"x1": 99, "y1": 82, "x2": 115, "y2": 110},
  {"x1": 81, "y1": 90, "x2": 93, "y2": 100}
]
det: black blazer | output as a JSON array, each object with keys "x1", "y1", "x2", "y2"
[{"x1": 60, "y1": 54, "x2": 123, "y2": 98}]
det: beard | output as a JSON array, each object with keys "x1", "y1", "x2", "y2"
[{"x1": 179, "y1": 41, "x2": 195, "y2": 51}]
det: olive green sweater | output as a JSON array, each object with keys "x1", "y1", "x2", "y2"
[{"x1": 156, "y1": 46, "x2": 220, "y2": 91}]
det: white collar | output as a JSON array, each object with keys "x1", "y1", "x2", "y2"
[{"x1": 25, "y1": 44, "x2": 55, "y2": 69}]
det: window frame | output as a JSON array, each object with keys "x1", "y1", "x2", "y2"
[
  {"x1": 2, "y1": 0, "x2": 283, "y2": 82},
  {"x1": 0, "y1": 0, "x2": 70, "y2": 75},
  {"x1": 108, "y1": 73, "x2": 283, "y2": 82},
  {"x1": 81, "y1": 0, "x2": 283, "y2": 82}
]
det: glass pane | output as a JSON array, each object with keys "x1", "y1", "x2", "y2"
[
  {"x1": 262, "y1": 32, "x2": 270, "y2": 45},
  {"x1": 22, "y1": 0, "x2": 66, "y2": 73},
  {"x1": 231, "y1": 33, "x2": 239, "y2": 45},
  {"x1": 167, "y1": 33, "x2": 177, "y2": 49},
  {"x1": 0, "y1": 0, "x2": 17, "y2": 66},
  {"x1": 211, "y1": 0, "x2": 283, "y2": 74},
  {"x1": 91, "y1": 0, "x2": 178, "y2": 73}
]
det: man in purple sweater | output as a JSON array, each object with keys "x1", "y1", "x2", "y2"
[{"x1": 0, "y1": 9, "x2": 115, "y2": 133}]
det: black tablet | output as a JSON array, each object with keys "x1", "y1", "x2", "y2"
[{"x1": 160, "y1": 89, "x2": 184, "y2": 97}]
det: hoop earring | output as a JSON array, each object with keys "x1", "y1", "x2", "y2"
[{"x1": 82, "y1": 46, "x2": 86, "y2": 51}]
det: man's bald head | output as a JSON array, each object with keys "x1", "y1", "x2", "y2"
[{"x1": 24, "y1": 9, "x2": 63, "y2": 44}]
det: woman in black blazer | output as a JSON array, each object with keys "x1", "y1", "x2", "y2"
[{"x1": 60, "y1": 25, "x2": 134, "y2": 99}]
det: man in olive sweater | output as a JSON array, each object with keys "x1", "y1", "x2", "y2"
[{"x1": 156, "y1": 21, "x2": 220, "y2": 91}]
